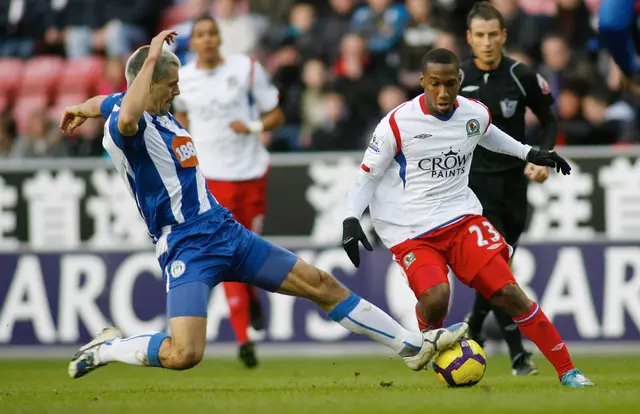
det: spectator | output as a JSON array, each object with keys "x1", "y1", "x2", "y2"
[
  {"x1": 215, "y1": 0, "x2": 268, "y2": 58},
  {"x1": 68, "y1": 118, "x2": 104, "y2": 157},
  {"x1": 398, "y1": 0, "x2": 442, "y2": 96},
  {"x1": 0, "y1": 0, "x2": 57, "y2": 58},
  {"x1": 300, "y1": 59, "x2": 330, "y2": 139},
  {"x1": 11, "y1": 109, "x2": 69, "y2": 158},
  {"x1": 580, "y1": 89, "x2": 637, "y2": 144},
  {"x1": 491, "y1": 0, "x2": 541, "y2": 59},
  {"x1": 539, "y1": 34, "x2": 572, "y2": 95},
  {"x1": 307, "y1": 91, "x2": 362, "y2": 150},
  {"x1": 54, "y1": 0, "x2": 103, "y2": 59},
  {"x1": 553, "y1": 0, "x2": 596, "y2": 53},
  {"x1": 351, "y1": 0, "x2": 409, "y2": 55},
  {"x1": 333, "y1": 33, "x2": 386, "y2": 122},
  {"x1": 320, "y1": 0, "x2": 358, "y2": 64},
  {"x1": 0, "y1": 112, "x2": 17, "y2": 158},
  {"x1": 96, "y1": 0, "x2": 169, "y2": 58},
  {"x1": 97, "y1": 57, "x2": 127, "y2": 95},
  {"x1": 556, "y1": 85, "x2": 592, "y2": 145}
]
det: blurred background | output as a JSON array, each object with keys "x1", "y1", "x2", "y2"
[{"x1": 0, "y1": 0, "x2": 639, "y2": 355}]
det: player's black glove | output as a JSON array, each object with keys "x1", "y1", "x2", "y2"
[
  {"x1": 342, "y1": 217, "x2": 373, "y2": 268},
  {"x1": 526, "y1": 149, "x2": 571, "y2": 175}
]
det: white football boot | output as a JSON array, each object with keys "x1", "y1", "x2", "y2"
[
  {"x1": 68, "y1": 326, "x2": 123, "y2": 379},
  {"x1": 403, "y1": 322, "x2": 469, "y2": 371}
]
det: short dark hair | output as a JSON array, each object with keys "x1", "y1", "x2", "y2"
[
  {"x1": 421, "y1": 48, "x2": 459, "y2": 72},
  {"x1": 467, "y1": 2, "x2": 505, "y2": 30},
  {"x1": 191, "y1": 13, "x2": 217, "y2": 35}
]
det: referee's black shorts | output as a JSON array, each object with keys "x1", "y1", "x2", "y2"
[{"x1": 468, "y1": 169, "x2": 529, "y2": 248}]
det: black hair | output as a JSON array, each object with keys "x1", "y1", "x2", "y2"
[
  {"x1": 191, "y1": 13, "x2": 217, "y2": 36},
  {"x1": 467, "y1": 2, "x2": 505, "y2": 30},
  {"x1": 421, "y1": 48, "x2": 459, "y2": 73}
]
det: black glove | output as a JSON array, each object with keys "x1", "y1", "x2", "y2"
[
  {"x1": 342, "y1": 217, "x2": 373, "y2": 268},
  {"x1": 526, "y1": 149, "x2": 571, "y2": 175}
]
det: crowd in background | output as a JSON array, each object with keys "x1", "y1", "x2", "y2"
[{"x1": 0, "y1": 0, "x2": 638, "y2": 158}]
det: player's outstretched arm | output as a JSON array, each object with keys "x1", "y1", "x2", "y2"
[
  {"x1": 343, "y1": 123, "x2": 395, "y2": 267},
  {"x1": 59, "y1": 95, "x2": 108, "y2": 135},
  {"x1": 119, "y1": 29, "x2": 176, "y2": 136},
  {"x1": 480, "y1": 124, "x2": 571, "y2": 175}
]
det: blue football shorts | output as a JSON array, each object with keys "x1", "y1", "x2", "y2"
[{"x1": 156, "y1": 211, "x2": 297, "y2": 318}]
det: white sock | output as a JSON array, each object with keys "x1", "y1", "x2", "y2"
[
  {"x1": 328, "y1": 294, "x2": 423, "y2": 356},
  {"x1": 98, "y1": 332, "x2": 169, "y2": 367}
]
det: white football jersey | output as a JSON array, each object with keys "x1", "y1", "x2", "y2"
[
  {"x1": 174, "y1": 55, "x2": 279, "y2": 181},
  {"x1": 346, "y1": 94, "x2": 532, "y2": 248}
]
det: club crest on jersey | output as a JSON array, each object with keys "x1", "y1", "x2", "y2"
[
  {"x1": 466, "y1": 119, "x2": 480, "y2": 137},
  {"x1": 500, "y1": 99, "x2": 518, "y2": 118},
  {"x1": 368, "y1": 134, "x2": 382, "y2": 153},
  {"x1": 170, "y1": 260, "x2": 186, "y2": 278},
  {"x1": 403, "y1": 252, "x2": 416, "y2": 269}
]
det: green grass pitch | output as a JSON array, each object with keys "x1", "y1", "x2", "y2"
[{"x1": 0, "y1": 355, "x2": 638, "y2": 413}]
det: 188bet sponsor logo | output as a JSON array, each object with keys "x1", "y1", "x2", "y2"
[{"x1": 418, "y1": 148, "x2": 473, "y2": 178}]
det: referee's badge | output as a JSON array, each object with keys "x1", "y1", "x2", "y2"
[{"x1": 500, "y1": 99, "x2": 518, "y2": 118}]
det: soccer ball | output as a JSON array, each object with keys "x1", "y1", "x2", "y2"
[{"x1": 432, "y1": 338, "x2": 487, "y2": 387}]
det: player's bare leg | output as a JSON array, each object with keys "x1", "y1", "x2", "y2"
[
  {"x1": 415, "y1": 282, "x2": 450, "y2": 331},
  {"x1": 69, "y1": 282, "x2": 209, "y2": 378},
  {"x1": 479, "y1": 255, "x2": 594, "y2": 388},
  {"x1": 276, "y1": 258, "x2": 468, "y2": 371}
]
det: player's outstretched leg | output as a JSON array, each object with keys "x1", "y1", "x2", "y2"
[
  {"x1": 69, "y1": 282, "x2": 211, "y2": 379},
  {"x1": 476, "y1": 255, "x2": 594, "y2": 388},
  {"x1": 276, "y1": 258, "x2": 468, "y2": 371}
]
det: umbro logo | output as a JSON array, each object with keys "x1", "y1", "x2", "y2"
[{"x1": 414, "y1": 134, "x2": 432, "y2": 139}]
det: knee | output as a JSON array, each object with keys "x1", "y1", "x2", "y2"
[
  {"x1": 490, "y1": 284, "x2": 532, "y2": 316},
  {"x1": 168, "y1": 346, "x2": 203, "y2": 370},
  {"x1": 418, "y1": 283, "x2": 450, "y2": 314}
]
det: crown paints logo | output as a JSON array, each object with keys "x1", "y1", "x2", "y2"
[{"x1": 418, "y1": 147, "x2": 473, "y2": 178}]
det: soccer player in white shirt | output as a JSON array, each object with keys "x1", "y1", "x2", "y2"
[
  {"x1": 172, "y1": 15, "x2": 285, "y2": 368},
  {"x1": 342, "y1": 48, "x2": 593, "y2": 388}
]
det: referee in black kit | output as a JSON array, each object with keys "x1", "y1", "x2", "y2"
[{"x1": 459, "y1": 2, "x2": 557, "y2": 376}]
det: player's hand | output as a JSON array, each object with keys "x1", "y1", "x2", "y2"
[
  {"x1": 229, "y1": 121, "x2": 250, "y2": 134},
  {"x1": 342, "y1": 217, "x2": 373, "y2": 268},
  {"x1": 526, "y1": 149, "x2": 571, "y2": 175},
  {"x1": 149, "y1": 29, "x2": 177, "y2": 60},
  {"x1": 59, "y1": 106, "x2": 88, "y2": 136},
  {"x1": 524, "y1": 163, "x2": 549, "y2": 183}
]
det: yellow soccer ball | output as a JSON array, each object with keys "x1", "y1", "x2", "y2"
[{"x1": 432, "y1": 339, "x2": 487, "y2": 387}]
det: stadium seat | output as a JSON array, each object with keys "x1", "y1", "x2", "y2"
[
  {"x1": 158, "y1": 4, "x2": 190, "y2": 31},
  {"x1": 19, "y1": 56, "x2": 65, "y2": 96},
  {"x1": 48, "y1": 91, "x2": 90, "y2": 121},
  {"x1": 12, "y1": 93, "x2": 49, "y2": 135},
  {"x1": 0, "y1": 58, "x2": 25, "y2": 98},
  {"x1": 58, "y1": 56, "x2": 105, "y2": 94}
]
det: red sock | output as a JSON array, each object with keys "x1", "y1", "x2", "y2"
[
  {"x1": 415, "y1": 304, "x2": 447, "y2": 331},
  {"x1": 514, "y1": 303, "x2": 575, "y2": 378},
  {"x1": 222, "y1": 282, "x2": 251, "y2": 344}
]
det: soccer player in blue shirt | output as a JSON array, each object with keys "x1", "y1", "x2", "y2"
[{"x1": 60, "y1": 30, "x2": 468, "y2": 378}]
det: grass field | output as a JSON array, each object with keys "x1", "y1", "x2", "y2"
[{"x1": 0, "y1": 355, "x2": 638, "y2": 414}]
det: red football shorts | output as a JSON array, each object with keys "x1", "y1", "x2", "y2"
[
  {"x1": 390, "y1": 215, "x2": 515, "y2": 300},
  {"x1": 206, "y1": 172, "x2": 268, "y2": 234}
]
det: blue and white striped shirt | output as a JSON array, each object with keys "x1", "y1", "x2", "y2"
[{"x1": 100, "y1": 93, "x2": 225, "y2": 241}]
